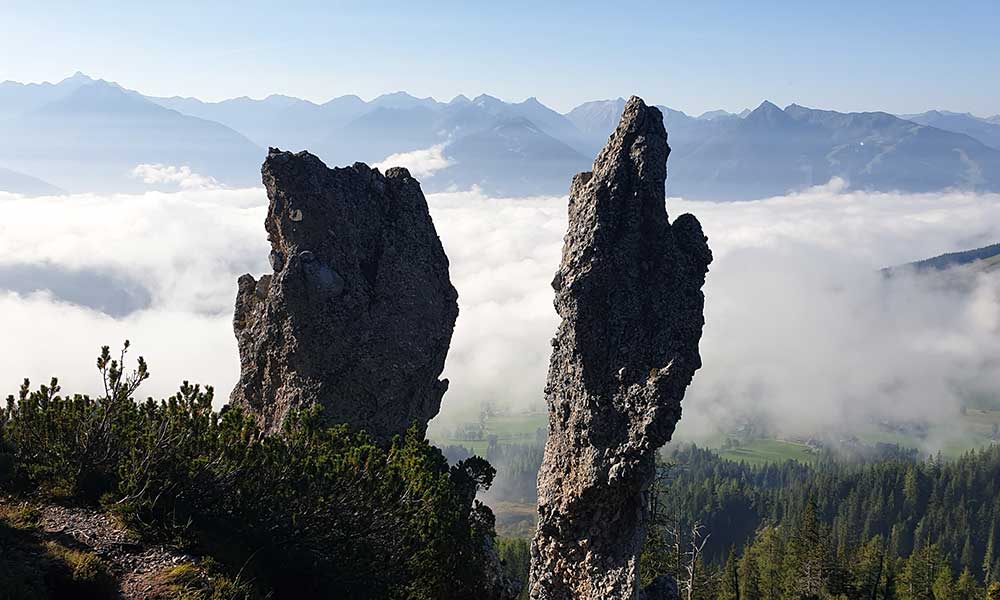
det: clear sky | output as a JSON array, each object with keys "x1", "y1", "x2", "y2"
[{"x1": 1, "y1": 0, "x2": 998, "y2": 116}]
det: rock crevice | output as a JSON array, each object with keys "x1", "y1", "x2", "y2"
[
  {"x1": 230, "y1": 149, "x2": 458, "y2": 443},
  {"x1": 529, "y1": 97, "x2": 712, "y2": 599}
]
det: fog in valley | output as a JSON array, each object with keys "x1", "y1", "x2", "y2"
[{"x1": 2, "y1": 169, "x2": 999, "y2": 449}]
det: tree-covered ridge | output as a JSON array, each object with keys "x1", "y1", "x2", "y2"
[
  {"x1": 641, "y1": 444, "x2": 1000, "y2": 600},
  {"x1": 0, "y1": 343, "x2": 504, "y2": 599}
]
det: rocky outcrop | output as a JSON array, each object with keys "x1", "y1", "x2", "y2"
[
  {"x1": 230, "y1": 149, "x2": 458, "y2": 443},
  {"x1": 528, "y1": 97, "x2": 712, "y2": 599}
]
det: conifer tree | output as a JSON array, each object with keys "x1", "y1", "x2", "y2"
[
  {"x1": 987, "y1": 582, "x2": 1000, "y2": 600},
  {"x1": 853, "y1": 536, "x2": 887, "y2": 600},
  {"x1": 739, "y1": 546, "x2": 763, "y2": 600},
  {"x1": 932, "y1": 564, "x2": 954, "y2": 600},
  {"x1": 953, "y1": 567, "x2": 979, "y2": 600},
  {"x1": 985, "y1": 527, "x2": 996, "y2": 585},
  {"x1": 899, "y1": 544, "x2": 944, "y2": 600},
  {"x1": 718, "y1": 547, "x2": 740, "y2": 600},
  {"x1": 786, "y1": 498, "x2": 827, "y2": 599},
  {"x1": 756, "y1": 527, "x2": 784, "y2": 600}
]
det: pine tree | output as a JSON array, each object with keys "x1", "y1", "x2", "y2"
[
  {"x1": 718, "y1": 547, "x2": 740, "y2": 600},
  {"x1": 852, "y1": 536, "x2": 886, "y2": 600},
  {"x1": 904, "y1": 467, "x2": 922, "y2": 512},
  {"x1": 756, "y1": 527, "x2": 784, "y2": 600},
  {"x1": 985, "y1": 526, "x2": 996, "y2": 585},
  {"x1": 786, "y1": 498, "x2": 827, "y2": 599},
  {"x1": 899, "y1": 543, "x2": 944, "y2": 600},
  {"x1": 931, "y1": 564, "x2": 954, "y2": 600},
  {"x1": 739, "y1": 546, "x2": 763, "y2": 600},
  {"x1": 960, "y1": 536, "x2": 973, "y2": 571},
  {"x1": 953, "y1": 567, "x2": 979, "y2": 600}
]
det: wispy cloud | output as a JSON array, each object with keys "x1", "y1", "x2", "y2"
[
  {"x1": 373, "y1": 144, "x2": 453, "y2": 179},
  {"x1": 131, "y1": 164, "x2": 222, "y2": 190}
]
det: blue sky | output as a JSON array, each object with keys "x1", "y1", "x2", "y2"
[{"x1": 1, "y1": 0, "x2": 998, "y2": 115}]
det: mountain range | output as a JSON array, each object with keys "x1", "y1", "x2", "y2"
[
  {"x1": 1, "y1": 73, "x2": 999, "y2": 199},
  {"x1": 898, "y1": 110, "x2": 1000, "y2": 153},
  {"x1": 0, "y1": 165, "x2": 62, "y2": 196},
  {"x1": 0, "y1": 73, "x2": 260, "y2": 192}
]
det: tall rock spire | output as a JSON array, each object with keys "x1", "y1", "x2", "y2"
[
  {"x1": 529, "y1": 97, "x2": 712, "y2": 599},
  {"x1": 230, "y1": 149, "x2": 458, "y2": 443}
]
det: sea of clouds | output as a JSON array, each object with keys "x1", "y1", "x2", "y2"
[{"x1": 2, "y1": 172, "x2": 1000, "y2": 445}]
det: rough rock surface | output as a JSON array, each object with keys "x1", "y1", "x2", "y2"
[
  {"x1": 230, "y1": 149, "x2": 458, "y2": 443},
  {"x1": 528, "y1": 97, "x2": 712, "y2": 599}
]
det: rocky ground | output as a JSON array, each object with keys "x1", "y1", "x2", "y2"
[{"x1": 1, "y1": 497, "x2": 208, "y2": 599}]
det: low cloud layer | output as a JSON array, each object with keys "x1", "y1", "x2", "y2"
[
  {"x1": 131, "y1": 164, "x2": 222, "y2": 191},
  {"x1": 0, "y1": 188, "x2": 266, "y2": 399},
  {"x1": 373, "y1": 144, "x2": 453, "y2": 179},
  {"x1": 2, "y1": 182, "x2": 1000, "y2": 449},
  {"x1": 675, "y1": 184, "x2": 1000, "y2": 444}
]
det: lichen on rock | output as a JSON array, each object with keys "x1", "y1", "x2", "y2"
[
  {"x1": 528, "y1": 97, "x2": 712, "y2": 599},
  {"x1": 230, "y1": 149, "x2": 458, "y2": 444}
]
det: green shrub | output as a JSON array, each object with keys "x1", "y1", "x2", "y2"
[
  {"x1": 1, "y1": 343, "x2": 503, "y2": 599},
  {"x1": 0, "y1": 502, "x2": 40, "y2": 529},
  {"x1": 497, "y1": 537, "x2": 531, "y2": 600},
  {"x1": 1, "y1": 342, "x2": 148, "y2": 500}
]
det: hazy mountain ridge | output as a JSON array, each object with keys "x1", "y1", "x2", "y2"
[
  {"x1": 0, "y1": 74, "x2": 261, "y2": 192},
  {"x1": 898, "y1": 110, "x2": 1000, "y2": 151},
  {"x1": 0, "y1": 71, "x2": 95, "y2": 119},
  {"x1": 569, "y1": 99, "x2": 1000, "y2": 199},
  {"x1": 148, "y1": 88, "x2": 590, "y2": 195},
  {"x1": 0, "y1": 165, "x2": 63, "y2": 196},
  {"x1": 1, "y1": 73, "x2": 998, "y2": 199}
]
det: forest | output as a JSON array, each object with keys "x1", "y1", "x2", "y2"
[
  {"x1": 488, "y1": 441, "x2": 1000, "y2": 600},
  {"x1": 636, "y1": 444, "x2": 1000, "y2": 600}
]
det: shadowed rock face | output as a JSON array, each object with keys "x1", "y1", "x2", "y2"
[
  {"x1": 528, "y1": 97, "x2": 712, "y2": 599},
  {"x1": 230, "y1": 149, "x2": 458, "y2": 443}
]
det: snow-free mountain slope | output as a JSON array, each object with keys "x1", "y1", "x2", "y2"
[
  {"x1": 0, "y1": 165, "x2": 64, "y2": 195},
  {"x1": 0, "y1": 80, "x2": 261, "y2": 191},
  {"x1": 900, "y1": 110, "x2": 1000, "y2": 151}
]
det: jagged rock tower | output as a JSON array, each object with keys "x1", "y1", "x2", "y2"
[
  {"x1": 529, "y1": 97, "x2": 712, "y2": 599},
  {"x1": 230, "y1": 149, "x2": 458, "y2": 443}
]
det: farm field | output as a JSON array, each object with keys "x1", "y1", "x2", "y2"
[
  {"x1": 715, "y1": 438, "x2": 818, "y2": 466},
  {"x1": 430, "y1": 411, "x2": 547, "y2": 454}
]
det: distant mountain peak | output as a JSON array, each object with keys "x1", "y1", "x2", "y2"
[
  {"x1": 744, "y1": 100, "x2": 792, "y2": 125},
  {"x1": 473, "y1": 94, "x2": 503, "y2": 107},
  {"x1": 322, "y1": 94, "x2": 364, "y2": 107},
  {"x1": 697, "y1": 109, "x2": 732, "y2": 120},
  {"x1": 63, "y1": 71, "x2": 95, "y2": 84},
  {"x1": 448, "y1": 94, "x2": 471, "y2": 105},
  {"x1": 655, "y1": 105, "x2": 691, "y2": 120},
  {"x1": 372, "y1": 91, "x2": 431, "y2": 103},
  {"x1": 259, "y1": 94, "x2": 312, "y2": 108},
  {"x1": 32, "y1": 80, "x2": 164, "y2": 117},
  {"x1": 370, "y1": 91, "x2": 439, "y2": 110},
  {"x1": 754, "y1": 100, "x2": 782, "y2": 113}
]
